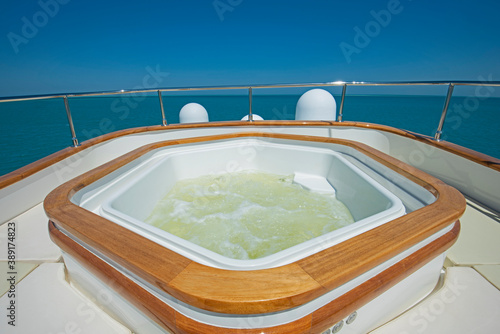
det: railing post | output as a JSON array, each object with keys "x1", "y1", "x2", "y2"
[
  {"x1": 338, "y1": 84, "x2": 347, "y2": 122},
  {"x1": 158, "y1": 90, "x2": 167, "y2": 126},
  {"x1": 434, "y1": 83, "x2": 455, "y2": 141},
  {"x1": 63, "y1": 95, "x2": 79, "y2": 147},
  {"x1": 248, "y1": 87, "x2": 253, "y2": 122}
]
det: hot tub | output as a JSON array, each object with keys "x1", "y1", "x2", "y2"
[
  {"x1": 77, "y1": 138, "x2": 406, "y2": 270},
  {"x1": 45, "y1": 132, "x2": 464, "y2": 334}
]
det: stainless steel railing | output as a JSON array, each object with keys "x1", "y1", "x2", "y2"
[
  {"x1": 1, "y1": 81, "x2": 499, "y2": 147},
  {"x1": 62, "y1": 96, "x2": 79, "y2": 147}
]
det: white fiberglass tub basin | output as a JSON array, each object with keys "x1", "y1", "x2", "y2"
[{"x1": 74, "y1": 136, "x2": 414, "y2": 270}]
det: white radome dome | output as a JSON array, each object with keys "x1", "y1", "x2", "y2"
[
  {"x1": 295, "y1": 89, "x2": 336, "y2": 121},
  {"x1": 179, "y1": 103, "x2": 209, "y2": 123}
]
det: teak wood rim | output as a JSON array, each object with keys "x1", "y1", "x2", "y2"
[
  {"x1": 44, "y1": 132, "x2": 466, "y2": 315},
  {"x1": 2, "y1": 120, "x2": 499, "y2": 190},
  {"x1": 49, "y1": 221, "x2": 460, "y2": 334}
]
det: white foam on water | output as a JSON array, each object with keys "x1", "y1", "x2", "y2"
[{"x1": 145, "y1": 170, "x2": 354, "y2": 260}]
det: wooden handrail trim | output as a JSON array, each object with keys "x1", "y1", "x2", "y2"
[{"x1": 167, "y1": 262, "x2": 326, "y2": 314}]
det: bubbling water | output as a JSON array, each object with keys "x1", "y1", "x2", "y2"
[{"x1": 145, "y1": 170, "x2": 354, "y2": 260}]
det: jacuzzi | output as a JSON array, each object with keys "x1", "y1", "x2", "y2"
[
  {"x1": 78, "y1": 137, "x2": 407, "y2": 270},
  {"x1": 45, "y1": 132, "x2": 464, "y2": 334}
]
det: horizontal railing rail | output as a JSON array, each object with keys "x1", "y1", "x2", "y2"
[{"x1": 1, "y1": 81, "x2": 499, "y2": 146}]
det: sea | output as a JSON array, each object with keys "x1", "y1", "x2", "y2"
[{"x1": 1, "y1": 94, "x2": 499, "y2": 177}]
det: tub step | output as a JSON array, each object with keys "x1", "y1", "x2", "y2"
[{"x1": 293, "y1": 172, "x2": 336, "y2": 195}]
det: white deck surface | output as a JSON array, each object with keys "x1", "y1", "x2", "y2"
[
  {"x1": 474, "y1": 265, "x2": 500, "y2": 290},
  {"x1": 0, "y1": 203, "x2": 61, "y2": 262},
  {"x1": 447, "y1": 200, "x2": 500, "y2": 265},
  {"x1": 370, "y1": 267, "x2": 500, "y2": 333},
  {"x1": 446, "y1": 199, "x2": 500, "y2": 293},
  {"x1": 0, "y1": 262, "x2": 37, "y2": 297},
  {"x1": 0, "y1": 263, "x2": 131, "y2": 334}
]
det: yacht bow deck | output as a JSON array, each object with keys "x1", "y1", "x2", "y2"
[
  {"x1": 1, "y1": 81, "x2": 500, "y2": 333},
  {"x1": 0, "y1": 123, "x2": 498, "y2": 333}
]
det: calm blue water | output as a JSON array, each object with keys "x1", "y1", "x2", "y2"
[{"x1": 1, "y1": 94, "x2": 499, "y2": 177}]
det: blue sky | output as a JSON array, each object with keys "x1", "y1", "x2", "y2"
[{"x1": 1, "y1": 0, "x2": 499, "y2": 97}]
